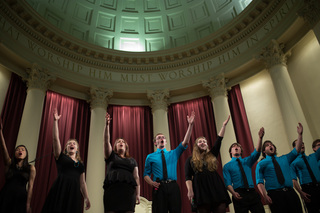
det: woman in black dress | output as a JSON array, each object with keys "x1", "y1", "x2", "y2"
[
  {"x1": 103, "y1": 113, "x2": 140, "y2": 213},
  {"x1": 185, "y1": 116, "x2": 231, "y2": 213},
  {"x1": 0, "y1": 119, "x2": 36, "y2": 213},
  {"x1": 41, "y1": 109, "x2": 90, "y2": 213}
]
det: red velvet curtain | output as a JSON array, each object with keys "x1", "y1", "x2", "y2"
[
  {"x1": 228, "y1": 85, "x2": 254, "y2": 155},
  {"x1": 107, "y1": 105, "x2": 154, "y2": 200},
  {"x1": 168, "y1": 96, "x2": 219, "y2": 213},
  {"x1": 31, "y1": 91, "x2": 91, "y2": 213},
  {"x1": 0, "y1": 73, "x2": 27, "y2": 188}
]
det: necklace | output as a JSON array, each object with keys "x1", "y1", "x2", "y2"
[
  {"x1": 74, "y1": 161, "x2": 79, "y2": 167},
  {"x1": 16, "y1": 164, "x2": 22, "y2": 170}
]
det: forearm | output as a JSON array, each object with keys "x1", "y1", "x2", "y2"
[
  {"x1": 52, "y1": 120, "x2": 61, "y2": 157},
  {"x1": 0, "y1": 130, "x2": 10, "y2": 165},
  {"x1": 293, "y1": 180, "x2": 303, "y2": 194},
  {"x1": 218, "y1": 124, "x2": 227, "y2": 137},
  {"x1": 144, "y1": 175, "x2": 154, "y2": 186},
  {"x1": 182, "y1": 123, "x2": 194, "y2": 147},
  {"x1": 227, "y1": 185, "x2": 236, "y2": 195},
  {"x1": 186, "y1": 180, "x2": 193, "y2": 192},
  {"x1": 103, "y1": 124, "x2": 112, "y2": 158},
  {"x1": 257, "y1": 183, "x2": 268, "y2": 198}
]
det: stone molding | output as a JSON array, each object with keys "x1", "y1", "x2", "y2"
[
  {"x1": 89, "y1": 87, "x2": 113, "y2": 110},
  {"x1": 202, "y1": 74, "x2": 228, "y2": 100},
  {"x1": 147, "y1": 89, "x2": 170, "y2": 112},
  {"x1": 24, "y1": 63, "x2": 56, "y2": 92},
  {"x1": 257, "y1": 39, "x2": 291, "y2": 69},
  {"x1": 0, "y1": 0, "x2": 286, "y2": 70}
]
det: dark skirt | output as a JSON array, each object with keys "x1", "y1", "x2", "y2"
[{"x1": 104, "y1": 182, "x2": 136, "y2": 212}]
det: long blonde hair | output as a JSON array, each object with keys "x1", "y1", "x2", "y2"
[
  {"x1": 64, "y1": 139, "x2": 83, "y2": 163},
  {"x1": 191, "y1": 137, "x2": 218, "y2": 172}
]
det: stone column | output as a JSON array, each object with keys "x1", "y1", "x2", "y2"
[
  {"x1": 202, "y1": 74, "x2": 237, "y2": 166},
  {"x1": 258, "y1": 40, "x2": 313, "y2": 152},
  {"x1": 0, "y1": 67, "x2": 11, "y2": 114},
  {"x1": 16, "y1": 64, "x2": 55, "y2": 162},
  {"x1": 147, "y1": 89, "x2": 171, "y2": 151},
  {"x1": 85, "y1": 87, "x2": 113, "y2": 213},
  {"x1": 298, "y1": 0, "x2": 320, "y2": 44}
]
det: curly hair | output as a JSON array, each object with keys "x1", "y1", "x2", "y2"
[{"x1": 191, "y1": 137, "x2": 218, "y2": 172}]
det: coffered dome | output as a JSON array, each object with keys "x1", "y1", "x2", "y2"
[{"x1": 25, "y1": 0, "x2": 252, "y2": 52}]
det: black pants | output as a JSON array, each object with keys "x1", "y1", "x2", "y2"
[
  {"x1": 232, "y1": 188, "x2": 265, "y2": 213},
  {"x1": 267, "y1": 187, "x2": 302, "y2": 213},
  {"x1": 152, "y1": 181, "x2": 181, "y2": 213},
  {"x1": 301, "y1": 182, "x2": 320, "y2": 213}
]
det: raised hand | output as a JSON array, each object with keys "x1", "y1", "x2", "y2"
[
  {"x1": 53, "y1": 108, "x2": 61, "y2": 121},
  {"x1": 187, "y1": 111, "x2": 195, "y2": 124},
  {"x1": 297, "y1": 123, "x2": 303, "y2": 135},
  {"x1": 223, "y1": 115, "x2": 230, "y2": 126},
  {"x1": 258, "y1": 127, "x2": 265, "y2": 139},
  {"x1": 105, "y1": 112, "x2": 112, "y2": 125}
]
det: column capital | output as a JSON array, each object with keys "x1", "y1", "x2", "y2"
[
  {"x1": 257, "y1": 40, "x2": 291, "y2": 69},
  {"x1": 147, "y1": 89, "x2": 170, "y2": 112},
  {"x1": 24, "y1": 63, "x2": 56, "y2": 92},
  {"x1": 202, "y1": 74, "x2": 228, "y2": 100},
  {"x1": 89, "y1": 87, "x2": 113, "y2": 110},
  {"x1": 297, "y1": 0, "x2": 320, "y2": 29}
]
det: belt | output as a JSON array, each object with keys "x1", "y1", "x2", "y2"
[
  {"x1": 301, "y1": 182, "x2": 320, "y2": 187},
  {"x1": 268, "y1": 187, "x2": 291, "y2": 192},
  {"x1": 235, "y1": 188, "x2": 255, "y2": 192},
  {"x1": 160, "y1": 179, "x2": 176, "y2": 184}
]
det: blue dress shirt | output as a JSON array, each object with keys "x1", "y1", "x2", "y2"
[
  {"x1": 291, "y1": 148, "x2": 320, "y2": 184},
  {"x1": 256, "y1": 148, "x2": 298, "y2": 191},
  {"x1": 223, "y1": 150, "x2": 260, "y2": 189},
  {"x1": 143, "y1": 142, "x2": 187, "y2": 181}
]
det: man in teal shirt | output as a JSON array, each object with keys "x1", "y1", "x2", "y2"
[{"x1": 143, "y1": 111, "x2": 195, "y2": 213}]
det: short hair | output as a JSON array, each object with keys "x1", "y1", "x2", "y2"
[
  {"x1": 292, "y1": 139, "x2": 297, "y2": 148},
  {"x1": 262, "y1": 140, "x2": 277, "y2": 158},
  {"x1": 228, "y1": 143, "x2": 243, "y2": 158},
  {"x1": 312, "y1": 139, "x2": 320, "y2": 148},
  {"x1": 153, "y1": 133, "x2": 165, "y2": 145}
]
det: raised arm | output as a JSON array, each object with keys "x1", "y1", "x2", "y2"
[
  {"x1": 26, "y1": 165, "x2": 36, "y2": 213},
  {"x1": 104, "y1": 113, "x2": 112, "y2": 159},
  {"x1": 217, "y1": 115, "x2": 230, "y2": 137},
  {"x1": 256, "y1": 127, "x2": 264, "y2": 152},
  {"x1": 0, "y1": 119, "x2": 11, "y2": 166},
  {"x1": 295, "y1": 123, "x2": 303, "y2": 153},
  {"x1": 52, "y1": 109, "x2": 62, "y2": 160},
  {"x1": 182, "y1": 111, "x2": 195, "y2": 147}
]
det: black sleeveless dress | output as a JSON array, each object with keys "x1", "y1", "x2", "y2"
[
  {"x1": 42, "y1": 152, "x2": 85, "y2": 213},
  {"x1": 0, "y1": 166, "x2": 29, "y2": 213}
]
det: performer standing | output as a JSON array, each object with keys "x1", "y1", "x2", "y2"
[
  {"x1": 223, "y1": 128, "x2": 265, "y2": 213},
  {"x1": 0, "y1": 119, "x2": 36, "y2": 213},
  {"x1": 41, "y1": 109, "x2": 90, "y2": 213},
  {"x1": 103, "y1": 113, "x2": 140, "y2": 213},
  {"x1": 185, "y1": 116, "x2": 231, "y2": 213},
  {"x1": 255, "y1": 123, "x2": 303, "y2": 213},
  {"x1": 144, "y1": 111, "x2": 195, "y2": 213},
  {"x1": 291, "y1": 139, "x2": 320, "y2": 213}
]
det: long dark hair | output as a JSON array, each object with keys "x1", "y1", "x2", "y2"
[{"x1": 6, "y1": 145, "x2": 31, "y2": 180}]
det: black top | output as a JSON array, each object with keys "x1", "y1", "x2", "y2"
[{"x1": 104, "y1": 151, "x2": 138, "y2": 188}]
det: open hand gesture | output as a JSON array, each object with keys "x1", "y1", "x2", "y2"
[
  {"x1": 223, "y1": 115, "x2": 230, "y2": 126},
  {"x1": 53, "y1": 109, "x2": 61, "y2": 121},
  {"x1": 187, "y1": 111, "x2": 195, "y2": 125}
]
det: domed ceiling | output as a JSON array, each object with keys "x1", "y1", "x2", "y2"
[{"x1": 25, "y1": 0, "x2": 252, "y2": 52}]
